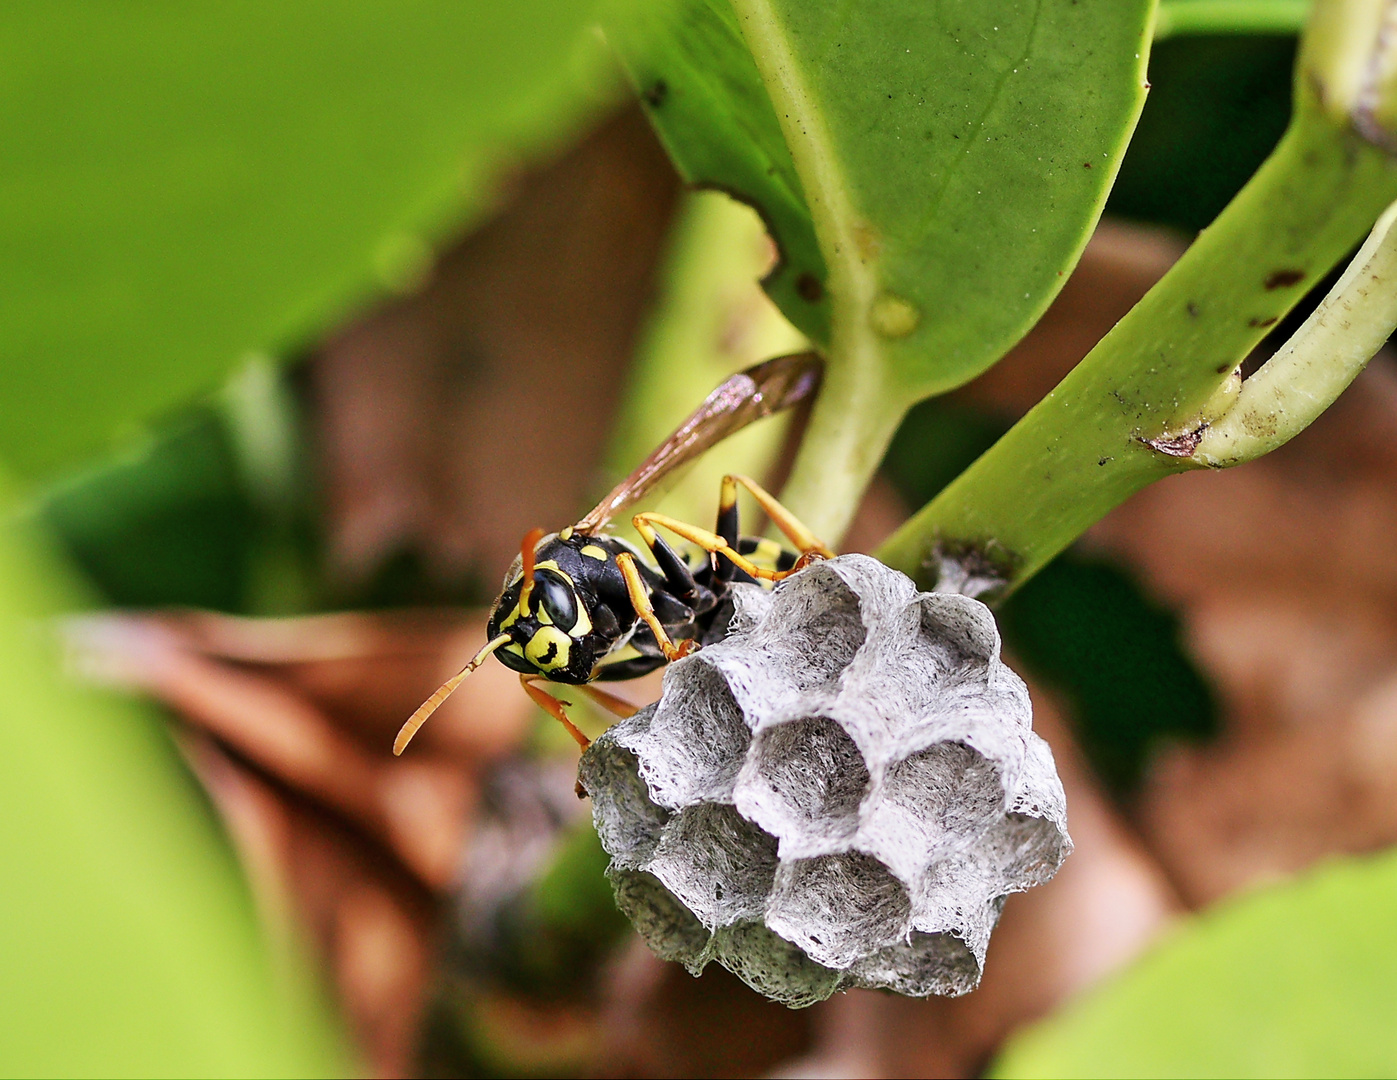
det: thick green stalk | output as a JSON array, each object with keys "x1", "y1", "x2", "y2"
[
  {"x1": 877, "y1": 81, "x2": 1397, "y2": 596},
  {"x1": 776, "y1": 357, "x2": 904, "y2": 548}
]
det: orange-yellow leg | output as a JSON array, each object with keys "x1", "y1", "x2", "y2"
[
  {"x1": 580, "y1": 683, "x2": 641, "y2": 719},
  {"x1": 521, "y1": 674, "x2": 591, "y2": 750},
  {"x1": 720, "y1": 473, "x2": 835, "y2": 560},
  {"x1": 525, "y1": 678, "x2": 639, "y2": 800},
  {"x1": 615, "y1": 552, "x2": 698, "y2": 662},
  {"x1": 635, "y1": 513, "x2": 819, "y2": 584}
]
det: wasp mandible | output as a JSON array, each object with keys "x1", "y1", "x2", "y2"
[{"x1": 393, "y1": 352, "x2": 831, "y2": 755}]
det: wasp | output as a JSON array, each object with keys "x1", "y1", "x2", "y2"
[{"x1": 393, "y1": 352, "x2": 832, "y2": 755}]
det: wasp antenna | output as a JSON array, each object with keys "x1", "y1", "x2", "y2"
[
  {"x1": 393, "y1": 633, "x2": 511, "y2": 755},
  {"x1": 518, "y1": 526, "x2": 546, "y2": 612}
]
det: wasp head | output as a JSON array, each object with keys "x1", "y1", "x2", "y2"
[{"x1": 486, "y1": 532, "x2": 607, "y2": 684}]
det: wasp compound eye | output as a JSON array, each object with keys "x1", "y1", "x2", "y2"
[
  {"x1": 533, "y1": 568, "x2": 578, "y2": 632},
  {"x1": 578, "y1": 554, "x2": 1070, "y2": 1008}
]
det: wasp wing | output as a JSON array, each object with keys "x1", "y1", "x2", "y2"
[{"x1": 575, "y1": 352, "x2": 821, "y2": 534}]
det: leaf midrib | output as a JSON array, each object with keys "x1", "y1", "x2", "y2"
[{"x1": 728, "y1": 0, "x2": 879, "y2": 322}]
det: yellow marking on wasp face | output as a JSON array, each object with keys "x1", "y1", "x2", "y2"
[
  {"x1": 504, "y1": 560, "x2": 563, "y2": 620},
  {"x1": 525, "y1": 627, "x2": 571, "y2": 671},
  {"x1": 536, "y1": 560, "x2": 592, "y2": 637},
  {"x1": 581, "y1": 544, "x2": 609, "y2": 561},
  {"x1": 503, "y1": 642, "x2": 525, "y2": 658},
  {"x1": 499, "y1": 560, "x2": 592, "y2": 638},
  {"x1": 499, "y1": 591, "x2": 523, "y2": 629},
  {"x1": 559, "y1": 526, "x2": 574, "y2": 541}
]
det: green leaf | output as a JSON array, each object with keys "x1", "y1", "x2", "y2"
[
  {"x1": 39, "y1": 362, "x2": 321, "y2": 616},
  {"x1": 877, "y1": 2, "x2": 1397, "y2": 597},
  {"x1": 604, "y1": 0, "x2": 831, "y2": 345},
  {"x1": 0, "y1": 480, "x2": 349, "y2": 1075},
  {"x1": 745, "y1": 0, "x2": 1154, "y2": 390},
  {"x1": 992, "y1": 847, "x2": 1397, "y2": 1078},
  {"x1": 0, "y1": 2, "x2": 615, "y2": 482},
  {"x1": 732, "y1": 0, "x2": 1156, "y2": 541},
  {"x1": 40, "y1": 410, "x2": 258, "y2": 612}
]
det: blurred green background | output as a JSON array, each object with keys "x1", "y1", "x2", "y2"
[{"x1": 0, "y1": 2, "x2": 616, "y2": 1074}]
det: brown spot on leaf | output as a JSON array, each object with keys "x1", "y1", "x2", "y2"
[
  {"x1": 643, "y1": 80, "x2": 667, "y2": 108},
  {"x1": 795, "y1": 272, "x2": 824, "y2": 302},
  {"x1": 1144, "y1": 426, "x2": 1206, "y2": 458},
  {"x1": 1248, "y1": 316, "x2": 1279, "y2": 328},
  {"x1": 1264, "y1": 268, "x2": 1305, "y2": 290}
]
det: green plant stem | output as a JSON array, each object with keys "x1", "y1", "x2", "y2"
[
  {"x1": 778, "y1": 359, "x2": 905, "y2": 545},
  {"x1": 876, "y1": 88, "x2": 1397, "y2": 596},
  {"x1": 1155, "y1": 0, "x2": 1311, "y2": 40}
]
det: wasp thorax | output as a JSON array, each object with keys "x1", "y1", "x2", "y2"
[{"x1": 579, "y1": 554, "x2": 1071, "y2": 1008}]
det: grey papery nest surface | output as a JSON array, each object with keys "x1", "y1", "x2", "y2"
[{"x1": 578, "y1": 553, "x2": 1070, "y2": 1008}]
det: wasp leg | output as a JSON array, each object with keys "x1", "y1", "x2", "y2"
[
  {"x1": 520, "y1": 674, "x2": 591, "y2": 750},
  {"x1": 714, "y1": 474, "x2": 743, "y2": 583},
  {"x1": 579, "y1": 683, "x2": 641, "y2": 719},
  {"x1": 635, "y1": 512, "x2": 809, "y2": 584},
  {"x1": 642, "y1": 521, "x2": 702, "y2": 603},
  {"x1": 722, "y1": 474, "x2": 835, "y2": 564},
  {"x1": 616, "y1": 552, "x2": 699, "y2": 662}
]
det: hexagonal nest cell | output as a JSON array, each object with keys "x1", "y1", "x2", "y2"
[
  {"x1": 579, "y1": 554, "x2": 1070, "y2": 1008},
  {"x1": 736, "y1": 715, "x2": 870, "y2": 857}
]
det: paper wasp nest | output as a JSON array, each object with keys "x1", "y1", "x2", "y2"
[{"x1": 578, "y1": 554, "x2": 1070, "y2": 1008}]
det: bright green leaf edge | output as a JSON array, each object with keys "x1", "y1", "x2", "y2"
[
  {"x1": 1156, "y1": 0, "x2": 1312, "y2": 40},
  {"x1": 991, "y1": 846, "x2": 1397, "y2": 1079}
]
